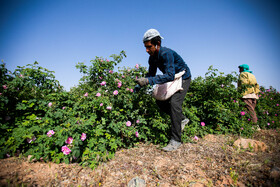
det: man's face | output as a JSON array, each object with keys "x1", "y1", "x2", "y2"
[{"x1": 144, "y1": 41, "x2": 157, "y2": 56}]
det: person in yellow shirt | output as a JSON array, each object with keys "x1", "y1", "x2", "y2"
[{"x1": 238, "y1": 64, "x2": 260, "y2": 124}]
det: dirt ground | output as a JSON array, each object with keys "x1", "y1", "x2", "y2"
[{"x1": 0, "y1": 129, "x2": 279, "y2": 187}]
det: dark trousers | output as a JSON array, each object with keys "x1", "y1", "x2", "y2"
[{"x1": 156, "y1": 77, "x2": 191, "y2": 142}]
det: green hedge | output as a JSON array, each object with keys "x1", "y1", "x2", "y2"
[{"x1": 0, "y1": 52, "x2": 279, "y2": 168}]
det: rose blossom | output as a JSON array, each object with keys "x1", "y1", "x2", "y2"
[
  {"x1": 126, "y1": 121, "x2": 131, "y2": 127},
  {"x1": 96, "y1": 93, "x2": 101, "y2": 97},
  {"x1": 61, "y1": 145, "x2": 71, "y2": 155},
  {"x1": 106, "y1": 106, "x2": 112, "y2": 110},
  {"x1": 100, "y1": 81, "x2": 106, "y2": 86},
  {"x1": 65, "y1": 137, "x2": 73, "y2": 144},
  {"x1": 84, "y1": 92, "x2": 88, "y2": 97},
  {"x1": 240, "y1": 111, "x2": 245, "y2": 116},
  {"x1": 201, "y1": 122, "x2": 205, "y2": 126},
  {"x1": 81, "y1": 133, "x2": 86, "y2": 141},
  {"x1": 113, "y1": 90, "x2": 118, "y2": 95},
  {"x1": 48, "y1": 102, "x2": 52, "y2": 107},
  {"x1": 47, "y1": 130, "x2": 55, "y2": 137},
  {"x1": 135, "y1": 131, "x2": 139, "y2": 137}
]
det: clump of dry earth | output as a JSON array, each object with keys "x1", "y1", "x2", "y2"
[{"x1": 0, "y1": 129, "x2": 279, "y2": 187}]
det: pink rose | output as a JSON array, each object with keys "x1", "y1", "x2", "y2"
[
  {"x1": 113, "y1": 90, "x2": 118, "y2": 95},
  {"x1": 81, "y1": 133, "x2": 86, "y2": 141},
  {"x1": 100, "y1": 81, "x2": 106, "y2": 86},
  {"x1": 48, "y1": 102, "x2": 52, "y2": 107},
  {"x1": 96, "y1": 93, "x2": 101, "y2": 97},
  {"x1": 201, "y1": 122, "x2": 205, "y2": 126},
  {"x1": 135, "y1": 131, "x2": 139, "y2": 137},
  {"x1": 47, "y1": 130, "x2": 55, "y2": 137},
  {"x1": 84, "y1": 92, "x2": 88, "y2": 97},
  {"x1": 240, "y1": 111, "x2": 245, "y2": 116},
  {"x1": 65, "y1": 137, "x2": 73, "y2": 144},
  {"x1": 126, "y1": 121, "x2": 131, "y2": 127},
  {"x1": 61, "y1": 145, "x2": 71, "y2": 155}
]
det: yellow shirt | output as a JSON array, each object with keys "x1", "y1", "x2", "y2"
[{"x1": 238, "y1": 72, "x2": 260, "y2": 99}]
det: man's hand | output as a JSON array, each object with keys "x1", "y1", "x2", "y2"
[
  {"x1": 136, "y1": 78, "x2": 149, "y2": 87},
  {"x1": 133, "y1": 84, "x2": 141, "y2": 93}
]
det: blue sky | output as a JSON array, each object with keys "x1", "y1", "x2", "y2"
[{"x1": 1, "y1": 0, "x2": 280, "y2": 91}]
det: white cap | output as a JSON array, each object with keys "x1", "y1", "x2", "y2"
[{"x1": 143, "y1": 29, "x2": 164, "y2": 42}]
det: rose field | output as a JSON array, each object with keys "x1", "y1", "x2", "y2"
[{"x1": 0, "y1": 51, "x2": 279, "y2": 185}]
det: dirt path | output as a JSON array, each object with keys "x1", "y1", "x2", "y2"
[{"x1": 0, "y1": 129, "x2": 279, "y2": 186}]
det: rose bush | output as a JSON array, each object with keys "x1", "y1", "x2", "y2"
[{"x1": 0, "y1": 52, "x2": 279, "y2": 168}]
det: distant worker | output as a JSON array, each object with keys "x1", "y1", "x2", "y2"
[
  {"x1": 238, "y1": 64, "x2": 260, "y2": 124},
  {"x1": 134, "y1": 29, "x2": 191, "y2": 151}
]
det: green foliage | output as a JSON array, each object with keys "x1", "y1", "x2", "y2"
[{"x1": 0, "y1": 53, "x2": 279, "y2": 169}]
